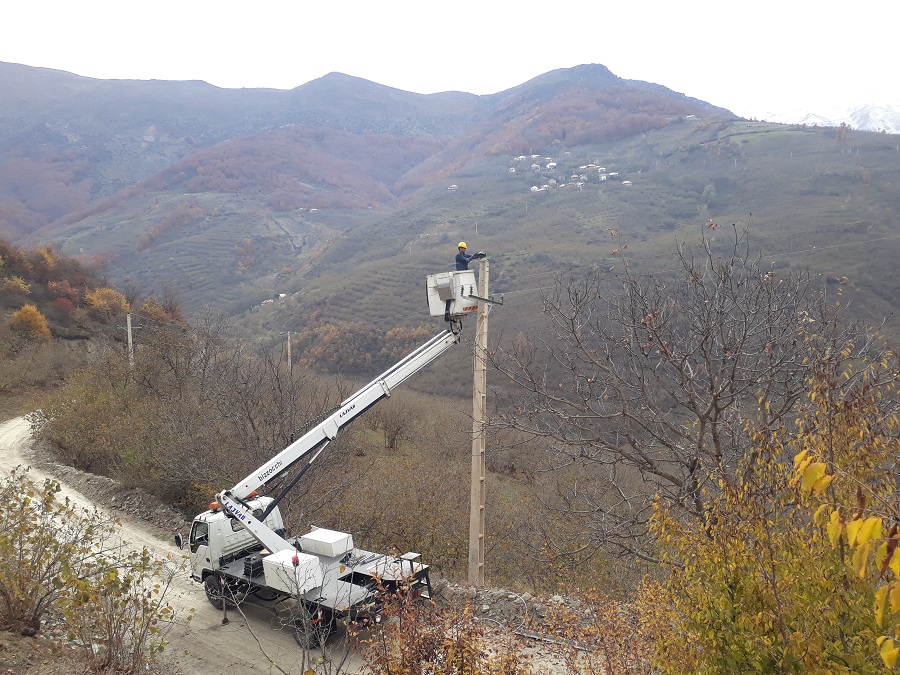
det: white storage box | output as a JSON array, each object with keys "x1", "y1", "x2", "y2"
[
  {"x1": 300, "y1": 528, "x2": 354, "y2": 558},
  {"x1": 426, "y1": 271, "x2": 479, "y2": 318},
  {"x1": 262, "y1": 549, "x2": 323, "y2": 594}
]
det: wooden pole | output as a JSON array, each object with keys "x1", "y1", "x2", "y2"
[{"x1": 468, "y1": 258, "x2": 488, "y2": 586}]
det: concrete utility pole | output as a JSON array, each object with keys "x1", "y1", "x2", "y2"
[
  {"x1": 287, "y1": 331, "x2": 292, "y2": 373},
  {"x1": 468, "y1": 257, "x2": 489, "y2": 586},
  {"x1": 126, "y1": 312, "x2": 134, "y2": 374}
]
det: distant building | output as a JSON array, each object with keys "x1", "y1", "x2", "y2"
[{"x1": 622, "y1": 180, "x2": 633, "y2": 186}]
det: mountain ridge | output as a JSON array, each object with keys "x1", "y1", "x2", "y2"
[
  {"x1": 4, "y1": 61, "x2": 900, "y2": 355},
  {"x1": 0, "y1": 60, "x2": 735, "y2": 242}
]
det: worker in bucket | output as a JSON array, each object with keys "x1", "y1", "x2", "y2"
[{"x1": 455, "y1": 242, "x2": 486, "y2": 270}]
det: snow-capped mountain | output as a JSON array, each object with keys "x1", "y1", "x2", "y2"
[
  {"x1": 758, "y1": 104, "x2": 900, "y2": 134},
  {"x1": 846, "y1": 104, "x2": 900, "y2": 134}
]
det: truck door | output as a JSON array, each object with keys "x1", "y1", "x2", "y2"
[{"x1": 189, "y1": 520, "x2": 212, "y2": 573}]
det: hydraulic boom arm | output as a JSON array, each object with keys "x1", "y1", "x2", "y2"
[{"x1": 216, "y1": 326, "x2": 461, "y2": 554}]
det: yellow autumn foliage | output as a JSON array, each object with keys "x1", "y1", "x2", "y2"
[
  {"x1": 84, "y1": 286, "x2": 129, "y2": 319},
  {"x1": 791, "y1": 366, "x2": 900, "y2": 671},
  {"x1": 10, "y1": 303, "x2": 51, "y2": 340},
  {"x1": 647, "y1": 362, "x2": 900, "y2": 674}
]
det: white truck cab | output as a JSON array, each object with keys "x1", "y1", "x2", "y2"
[{"x1": 187, "y1": 495, "x2": 286, "y2": 583}]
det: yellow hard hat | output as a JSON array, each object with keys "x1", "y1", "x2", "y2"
[{"x1": 458, "y1": 242, "x2": 467, "y2": 249}]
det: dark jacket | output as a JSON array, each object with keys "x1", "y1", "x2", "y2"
[{"x1": 455, "y1": 251, "x2": 474, "y2": 270}]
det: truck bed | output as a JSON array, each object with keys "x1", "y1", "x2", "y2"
[{"x1": 219, "y1": 545, "x2": 429, "y2": 615}]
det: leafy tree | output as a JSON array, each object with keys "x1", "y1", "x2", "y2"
[
  {"x1": 0, "y1": 275, "x2": 30, "y2": 301},
  {"x1": 48, "y1": 296, "x2": 75, "y2": 325},
  {"x1": 293, "y1": 321, "x2": 438, "y2": 376},
  {"x1": 0, "y1": 468, "x2": 107, "y2": 635},
  {"x1": 31, "y1": 353, "x2": 135, "y2": 474},
  {"x1": 9, "y1": 303, "x2": 51, "y2": 340},
  {"x1": 643, "y1": 358, "x2": 899, "y2": 674},
  {"x1": 294, "y1": 321, "x2": 381, "y2": 373},
  {"x1": 791, "y1": 358, "x2": 900, "y2": 670},
  {"x1": 58, "y1": 546, "x2": 184, "y2": 673},
  {"x1": 84, "y1": 286, "x2": 130, "y2": 320},
  {"x1": 47, "y1": 279, "x2": 79, "y2": 301},
  {"x1": 0, "y1": 468, "x2": 183, "y2": 669}
]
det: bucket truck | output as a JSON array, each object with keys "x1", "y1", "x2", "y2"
[{"x1": 176, "y1": 270, "x2": 483, "y2": 648}]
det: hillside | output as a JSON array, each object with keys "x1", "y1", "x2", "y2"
[
  {"x1": 263, "y1": 119, "x2": 900, "y2": 350},
  {"x1": 1, "y1": 62, "x2": 732, "y2": 311},
  {"x1": 4, "y1": 61, "x2": 900, "y2": 370}
]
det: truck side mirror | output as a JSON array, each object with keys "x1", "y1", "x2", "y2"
[{"x1": 174, "y1": 533, "x2": 184, "y2": 550}]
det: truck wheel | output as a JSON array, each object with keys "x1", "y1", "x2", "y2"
[
  {"x1": 293, "y1": 621, "x2": 321, "y2": 649},
  {"x1": 292, "y1": 610, "x2": 334, "y2": 649},
  {"x1": 204, "y1": 575, "x2": 225, "y2": 609}
]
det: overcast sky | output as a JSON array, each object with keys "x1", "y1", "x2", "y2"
[{"x1": 2, "y1": 1, "x2": 896, "y2": 120}]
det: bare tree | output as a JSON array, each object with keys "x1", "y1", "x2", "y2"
[
  {"x1": 372, "y1": 392, "x2": 415, "y2": 449},
  {"x1": 488, "y1": 224, "x2": 895, "y2": 560},
  {"x1": 158, "y1": 277, "x2": 183, "y2": 320}
]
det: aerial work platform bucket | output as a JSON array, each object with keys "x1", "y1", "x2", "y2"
[{"x1": 426, "y1": 270, "x2": 480, "y2": 319}]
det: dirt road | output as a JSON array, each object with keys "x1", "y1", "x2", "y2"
[{"x1": 0, "y1": 417, "x2": 359, "y2": 675}]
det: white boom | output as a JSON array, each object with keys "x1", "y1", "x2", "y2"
[{"x1": 216, "y1": 326, "x2": 461, "y2": 556}]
